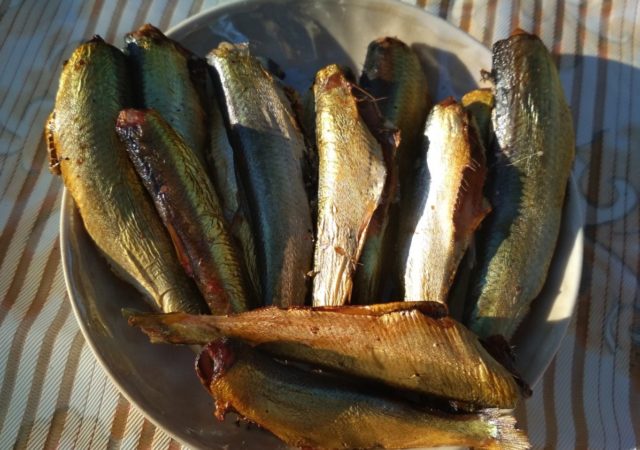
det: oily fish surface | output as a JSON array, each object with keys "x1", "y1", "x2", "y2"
[
  {"x1": 48, "y1": 37, "x2": 205, "y2": 314},
  {"x1": 208, "y1": 43, "x2": 313, "y2": 308},
  {"x1": 469, "y1": 31, "x2": 575, "y2": 339},
  {"x1": 312, "y1": 64, "x2": 387, "y2": 307}
]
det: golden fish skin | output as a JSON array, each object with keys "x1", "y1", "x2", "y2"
[
  {"x1": 127, "y1": 301, "x2": 526, "y2": 409},
  {"x1": 469, "y1": 30, "x2": 575, "y2": 339},
  {"x1": 48, "y1": 37, "x2": 205, "y2": 314},
  {"x1": 125, "y1": 24, "x2": 208, "y2": 163},
  {"x1": 196, "y1": 340, "x2": 530, "y2": 450},
  {"x1": 205, "y1": 89, "x2": 261, "y2": 304},
  {"x1": 116, "y1": 109, "x2": 253, "y2": 314},
  {"x1": 207, "y1": 43, "x2": 313, "y2": 307},
  {"x1": 403, "y1": 99, "x2": 491, "y2": 304},
  {"x1": 312, "y1": 64, "x2": 387, "y2": 306}
]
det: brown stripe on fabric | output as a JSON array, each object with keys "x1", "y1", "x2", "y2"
[
  {"x1": 0, "y1": 176, "x2": 59, "y2": 326},
  {"x1": 629, "y1": 2, "x2": 640, "y2": 443},
  {"x1": 542, "y1": 359, "x2": 558, "y2": 447},
  {"x1": 131, "y1": 0, "x2": 153, "y2": 30},
  {"x1": 103, "y1": 0, "x2": 127, "y2": 43},
  {"x1": 482, "y1": 0, "x2": 498, "y2": 47},
  {"x1": 42, "y1": 330, "x2": 85, "y2": 450},
  {"x1": 532, "y1": 0, "x2": 543, "y2": 36},
  {"x1": 510, "y1": 0, "x2": 521, "y2": 31},
  {"x1": 568, "y1": 0, "x2": 592, "y2": 446},
  {"x1": 0, "y1": 241, "x2": 61, "y2": 431},
  {"x1": 106, "y1": 394, "x2": 131, "y2": 450},
  {"x1": 438, "y1": 0, "x2": 451, "y2": 19},
  {"x1": 12, "y1": 292, "x2": 70, "y2": 450},
  {"x1": 551, "y1": 0, "x2": 566, "y2": 64},
  {"x1": 167, "y1": 438, "x2": 182, "y2": 450},
  {"x1": 136, "y1": 418, "x2": 157, "y2": 450},
  {"x1": 158, "y1": 0, "x2": 179, "y2": 32},
  {"x1": 459, "y1": 0, "x2": 473, "y2": 32},
  {"x1": 590, "y1": 2, "x2": 614, "y2": 448},
  {"x1": 416, "y1": 0, "x2": 427, "y2": 8},
  {"x1": 189, "y1": 0, "x2": 204, "y2": 16}
]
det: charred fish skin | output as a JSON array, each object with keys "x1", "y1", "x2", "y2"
[
  {"x1": 461, "y1": 88, "x2": 495, "y2": 153},
  {"x1": 125, "y1": 24, "x2": 208, "y2": 163},
  {"x1": 207, "y1": 43, "x2": 313, "y2": 307},
  {"x1": 49, "y1": 37, "x2": 206, "y2": 314},
  {"x1": 205, "y1": 88, "x2": 261, "y2": 304},
  {"x1": 469, "y1": 30, "x2": 575, "y2": 339},
  {"x1": 127, "y1": 301, "x2": 525, "y2": 409},
  {"x1": 312, "y1": 64, "x2": 387, "y2": 307},
  {"x1": 403, "y1": 99, "x2": 490, "y2": 304},
  {"x1": 197, "y1": 340, "x2": 530, "y2": 450},
  {"x1": 116, "y1": 109, "x2": 253, "y2": 314}
]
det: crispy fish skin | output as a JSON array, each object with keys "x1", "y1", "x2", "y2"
[
  {"x1": 469, "y1": 30, "x2": 575, "y2": 339},
  {"x1": 207, "y1": 43, "x2": 313, "y2": 307},
  {"x1": 48, "y1": 38, "x2": 205, "y2": 314},
  {"x1": 197, "y1": 340, "x2": 530, "y2": 450},
  {"x1": 125, "y1": 24, "x2": 208, "y2": 163},
  {"x1": 403, "y1": 99, "x2": 491, "y2": 304},
  {"x1": 116, "y1": 109, "x2": 252, "y2": 314},
  {"x1": 205, "y1": 92, "x2": 261, "y2": 303},
  {"x1": 127, "y1": 301, "x2": 525, "y2": 409},
  {"x1": 312, "y1": 64, "x2": 387, "y2": 306},
  {"x1": 359, "y1": 38, "x2": 432, "y2": 301}
]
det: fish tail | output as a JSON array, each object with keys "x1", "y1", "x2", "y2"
[{"x1": 481, "y1": 409, "x2": 531, "y2": 450}]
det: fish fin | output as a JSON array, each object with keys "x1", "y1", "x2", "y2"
[
  {"x1": 164, "y1": 220, "x2": 194, "y2": 278},
  {"x1": 45, "y1": 112, "x2": 61, "y2": 175},
  {"x1": 481, "y1": 409, "x2": 531, "y2": 450}
]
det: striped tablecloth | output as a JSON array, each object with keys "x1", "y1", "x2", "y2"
[{"x1": 1, "y1": 0, "x2": 638, "y2": 448}]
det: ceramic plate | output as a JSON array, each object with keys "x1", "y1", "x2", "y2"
[{"x1": 61, "y1": 0, "x2": 584, "y2": 448}]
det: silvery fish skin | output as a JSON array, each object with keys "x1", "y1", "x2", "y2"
[
  {"x1": 116, "y1": 109, "x2": 253, "y2": 314},
  {"x1": 207, "y1": 43, "x2": 313, "y2": 307},
  {"x1": 47, "y1": 37, "x2": 205, "y2": 314},
  {"x1": 125, "y1": 24, "x2": 208, "y2": 163},
  {"x1": 359, "y1": 38, "x2": 432, "y2": 300},
  {"x1": 205, "y1": 90, "x2": 261, "y2": 303},
  {"x1": 469, "y1": 30, "x2": 575, "y2": 339},
  {"x1": 196, "y1": 340, "x2": 530, "y2": 450},
  {"x1": 403, "y1": 99, "x2": 490, "y2": 304},
  {"x1": 127, "y1": 301, "x2": 526, "y2": 409},
  {"x1": 312, "y1": 64, "x2": 387, "y2": 306}
]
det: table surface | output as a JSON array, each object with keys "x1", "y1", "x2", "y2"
[{"x1": 1, "y1": 0, "x2": 638, "y2": 448}]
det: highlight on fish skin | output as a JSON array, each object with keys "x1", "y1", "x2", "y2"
[
  {"x1": 115, "y1": 108, "x2": 253, "y2": 314},
  {"x1": 196, "y1": 339, "x2": 531, "y2": 450},
  {"x1": 207, "y1": 42, "x2": 313, "y2": 308},
  {"x1": 311, "y1": 64, "x2": 387, "y2": 307},
  {"x1": 47, "y1": 36, "x2": 206, "y2": 314},
  {"x1": 468, "y1": 30, "x2": 575, "y2": 340}
]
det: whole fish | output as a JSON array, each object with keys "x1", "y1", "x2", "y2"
[
  {"x1": 46, "y1": 37, "x2": 205, "y2": 314},
  {"x1": 403, "y1": 99, "x2": 491, "y2": 304},
  {"x1": 205, "y1": 91, "x2": 261, "y2": 303},
  {"x1": 469, "y1": 30, "x2": 575, "y2": 339},
  {"x1": 312, "y1": 64, "x2": 387, "y2": 306},
  {"x1": 358, "y1": 38, "x2": 432, "y2": 301},
  {"x1": 125, "y1": 24, "x2": 208, "y2": 163},
  {"x1": 127, "y1": 301, "x2": 526, "y2": 409},
  {"x1": 207, "y1": 43, "x2": 313, "y2": 307},
  {"x1": 196, "y1": 340, "x2": 530, "y2": 450},
  {"x1": 116, "y1": 109, "x2": 252, "y2": 314}
]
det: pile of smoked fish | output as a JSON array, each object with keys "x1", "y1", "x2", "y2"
[{"x1": 47, "y1": 23, "x2": 575, "y2": 449}]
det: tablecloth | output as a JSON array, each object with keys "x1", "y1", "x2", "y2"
[{"x1": 0, "y1": 0, "x2": 638, "y2": 448}]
